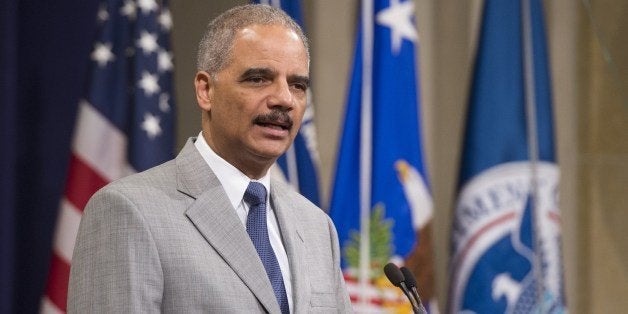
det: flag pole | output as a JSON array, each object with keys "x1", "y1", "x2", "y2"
[
  {"x1": 359, "y1": 0, "x2": 374, "y2": 308},
  {"x1": 521, "y1": 0, "x2": 545, "y2": 310},
  {"x1": 285, "y1": 145, "x2": 299, "y2": 190}
]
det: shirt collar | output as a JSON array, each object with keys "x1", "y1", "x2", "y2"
[{"x1": 194, "y1": 132, "x2": 271, "y2": 209}]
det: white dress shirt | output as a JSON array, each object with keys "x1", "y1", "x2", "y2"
[{"x1": 194, "y1": 132, "x2": 293, "y2": 312}]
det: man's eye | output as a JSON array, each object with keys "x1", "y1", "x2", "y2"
[
  {"x1": 247, "y1": 77, "x2": 265, "y2": 84},
  {"x1": 292, "y1": 83, "x2": 307, "y2": 91}
]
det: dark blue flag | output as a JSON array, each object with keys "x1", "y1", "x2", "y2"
[
  {"x1": 448, "y1": 0, "x2": 566, "y2": 313},
  {"x1": 253, "y1": 0, "x2": 321, "y2": 206},
  {"x1": 329, "y1": 0, "x2": 435, "y2": 311},
  {"x1": 41, "y1": 0, "x2": 175, "y2": 312}
]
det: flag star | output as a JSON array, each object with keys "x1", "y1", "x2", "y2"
[
  {"x1": 97, "y1": 4, "x2": 109, "y2": 23},
  {"x1": 138, "y1": 71, "x2": 160, "y2": 96},
  {"x1": 376, "y1": 0, "x2": 418, "y2": 54},
  {"x1": 120, "y1": 0, "x2": 137, "y2": 20},
  {"x1": 158, "y1": 49, "x2": 173, "y2": 72},
  {"x1": 136, "y1": 31, "x2": 158, "y2": 55},
  {"x1": 159, "y1": 8, "x2": 173, "y2": 31},
  {"x1": 137, "y1": 0, "x2": 158, "y2": 15},
  {"x1": 141, "y1": 112, "x2": 162, "y2": 139},
  {"x1": 91, "y1": 42, "x2": 115, "y2": 67},
  {"x1": 159, "y1": 93, "x2": 171, "y2": 112}
]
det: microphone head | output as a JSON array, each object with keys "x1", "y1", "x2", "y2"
[
  {"x1": 383, "y1": 263, "x2": 405, "y2": 287},
  {"x1": 400, "y1": 266, "x2": 417, "y2": 289}
]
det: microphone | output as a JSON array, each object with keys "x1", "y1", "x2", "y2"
[
  {"x1": 383, "y1": 263, "x2": 420, "y2": 314},
  {"x1": 400, "y1": 266, "x2": 427, "y2": 314}
]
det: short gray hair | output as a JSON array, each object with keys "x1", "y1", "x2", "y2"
[{"x1": 196, "y1": 4, "x2": 310, "y2": 74}]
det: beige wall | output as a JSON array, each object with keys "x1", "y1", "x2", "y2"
[
  {"x1": 577, "y1": 1, "x2": 628, "y2": 312},
  {"x1": 171, "y1": 1, "x2": 628, "y2": 312}
]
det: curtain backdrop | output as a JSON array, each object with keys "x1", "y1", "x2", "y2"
[{"x1": 0, "y1": 1, "x2": 99, "y2": 312}]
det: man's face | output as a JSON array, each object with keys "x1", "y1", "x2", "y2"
[{"x1": 196, "y1": 24, "x2": 309, "y2": 176}]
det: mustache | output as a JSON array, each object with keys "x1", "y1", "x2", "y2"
[{"x1": 252, "y1": 110, "x2": 293, "y2": 130}]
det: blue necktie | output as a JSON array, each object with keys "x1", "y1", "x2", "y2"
[{"x1": 244, "y1": 182, "x2": 290, "y2": 314}]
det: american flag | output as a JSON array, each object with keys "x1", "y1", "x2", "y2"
[{"x1": 40, "y1": 0, "x2": 175, "y2": 312}]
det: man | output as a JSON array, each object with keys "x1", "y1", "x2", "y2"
[{"x1": 68, "y1": 4, "x2": 351, "y2": 313}]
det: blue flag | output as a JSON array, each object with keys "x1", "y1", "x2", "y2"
[
  {"x1": 329, "y1": 0, "x2": 434, "y2": 311},
  {"x1": 448, "y1": 0, "x2": 566, "y2": 313},
  {"x1": 254, "y1": 0, "x2": 321, "y2": 206},
  {"x1": 41, "y1": 0, "x2": 175, "y2": 312}
]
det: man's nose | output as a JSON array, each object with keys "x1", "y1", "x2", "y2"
[{"x1": 267, "y1": 80, "x2": 293, "y2": 110}]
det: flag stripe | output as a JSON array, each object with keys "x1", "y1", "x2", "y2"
[
  {"x1": 63, "y1": 154, "x2": 109, "y2": 212},
  {"x1": 72, "y1": 101, "x2": 131, "y2": 181},
  {"x1": 44, "y1": 253, "x2": 70, "y2": 311},
  {"x1": 344, "y1": 276, "x2": 406, "y2": 304},
  {"x1": 52, "y1": 199, "x2": 82, "y2": 262},
  {"x1": 40, "y1": 297, "x2": 63, "y2": 314}
]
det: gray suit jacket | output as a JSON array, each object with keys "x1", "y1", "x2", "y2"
[{"x1": 68, "y1": 139, "x2": 352, "y2": 313}]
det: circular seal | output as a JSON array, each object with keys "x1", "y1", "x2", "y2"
[{"x1": 449, "y1": 161, "x2": 565, "y2": 313}]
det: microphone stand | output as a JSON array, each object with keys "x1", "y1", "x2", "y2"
[
  {"x1": 401, "y1": 266, "x2": 427, "y2": 314},
  {"x1": 399, "y1": 281, "x2": 420, "y2": 314}
]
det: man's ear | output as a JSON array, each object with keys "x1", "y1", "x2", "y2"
[{"x1": 194, "y1": 71, "x2": 213, "y2": 111}]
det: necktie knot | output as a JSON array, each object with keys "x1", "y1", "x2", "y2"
[{"x1": 244, "y1": 181, "x2": 266, "y2": 207}]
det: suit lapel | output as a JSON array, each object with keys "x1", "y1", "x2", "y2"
[
  {"x1": 271, "y1": 180, "x2": 309, "y2": 313},
  {"x1": 176, "y1": 139, "x2": 280, "y2": 313}
]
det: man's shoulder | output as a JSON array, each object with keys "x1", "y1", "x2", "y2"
[
  {"x1": 95, "y1": 159, "x2": 178, "y2": 200},
  {"x1": 81, "y1": 159, "x2": 183, "y2": 222}
]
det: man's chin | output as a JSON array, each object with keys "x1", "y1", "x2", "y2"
[
  {"x1": 256, "y1": 150, "x2": 287, "y2": 161},
  {"x1": 254, "y1": 143, "x2": 288, "y2": 163},
  {"x1": 251, "y1": 138, "x2": 291, "y2": 155}
]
